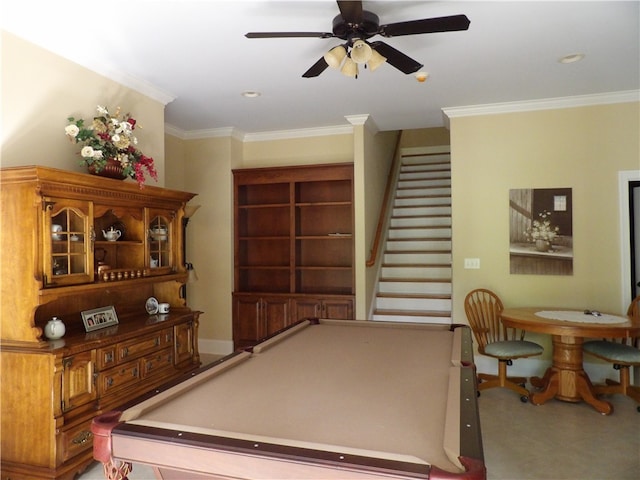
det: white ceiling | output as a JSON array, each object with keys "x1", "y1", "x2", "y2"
[{"x1": 2, "y1": 1, "x2": 639, "y2": 136}]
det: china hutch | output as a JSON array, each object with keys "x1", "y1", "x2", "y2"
[
  {"x1": 0, "y1": 166, "x2": 201, "y2": 480},
  {"x1": 232, "y1": 163, "x2": 355, "y2": 349}
]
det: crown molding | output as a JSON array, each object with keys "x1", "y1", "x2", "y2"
[
  {"x1": 243, "y1": 124, "x2": 353, "y2": 142},
  {"x1": 164, "y1": 122, "x2": 354, "y2": 142},
  {"x1": 164, "y1": 124, "x2": 244, "y2": 141},
  {"x1": 345, "y1": 114, "x2": 379, "y2": 135},
  {"x1": 80, "y1": 61, "x2": 176, "y2": 106},
  {"x1": 442, "y1": 90, "x2": 640, "y2": 122}
]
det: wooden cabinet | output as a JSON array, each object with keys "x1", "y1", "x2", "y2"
[
  {"x1": 292, "y1": 296, "x2": 354, "y2": 323},
  {"x1": 0, "y1": 166, "x2": 201, "y2": 480},
  {"x1": 232, "y1": 164, "x2": 354, "y2": 349},
  {"x1": 232, "y1": 294, "x2": 291, "y2": 350},
  {"x1": 44, "y1": 198, "x2": 93, "y2": 287},
  {"x1": 61, "y1": 351, "x2": 97, "y2": 413}
]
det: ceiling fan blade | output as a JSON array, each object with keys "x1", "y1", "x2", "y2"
[
  {"x1": 245, "y1": 32, "x2": 334, "y2": 39},
  {"x1": 379, "y1": 14, "x2": 470, "y2": 37},
  {"x1": 370, "y1": 42, "x2": 423, "y2": 74},
  {"x1": 302, "y1": 57, "x2": 330, "y2": 78},
  {"x1": 337, "y1": 0, "x2": 363, "y2": 24}
]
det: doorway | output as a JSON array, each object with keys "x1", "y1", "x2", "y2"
[
  {"x1": 619, "y1": 171, "x2": 640, "y2": 310},
  {"x1": 631, "y1": 180, "x2": 640, "y2": 299}
]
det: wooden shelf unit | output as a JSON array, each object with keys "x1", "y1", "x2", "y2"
[
  {"x1": 0, "y1": 166, "x2": 201, "y2": 480},
  {"x1": 233, "y1": 163, "x2": 354, "y2": 349}
]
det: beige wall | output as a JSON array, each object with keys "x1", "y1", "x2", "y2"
[
  {"x1": 450, "y1": 102, "x2": 640, "y2": 375},
  {"x1": 400, "y1": 127, "x2": 450, "y2": 149},
  {"x1": 1, "y1": 31, "x2": 166, "y2": 184},
  {"x1": 362, "y1": 130, "x2": 399, "y2": 316}
]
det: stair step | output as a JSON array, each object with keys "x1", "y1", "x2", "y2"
[
  {"x1": 401, "y1": 154, "x2": 451, "y2": 165},
  {"x1": 400, "y1": 164, "x2": 450, "y2": 173},
  {"x1": 383, "y1": 252, "x2": 452, "y2": 264},
  {"x1": 394, "y1": 197, "x2": 451, "y2": 207},
  {"x1": 386, "y1": 240, "x2": 452, "y2": 250},
  {"x1": 396, "y1": 187, "x2": 451, "y2": 197},
  {"x1": 378, "y1": 280, "x2": 452, "y2": 295},
  {"x1": 393, "y1": 205, "x2": 452, "y2": 216},
  {"x1": 381, "y1": 265, "x2": 452, "y2": 279},
  {"x1": 389, "y1": 227, "x2": 451, "y2": 240},
  {"x1": 390, "y1": 217, "x2": 451, "y2": 228},
  {"x1": 398, "y1": 179, "x2": 451, "y2": 188},
  {"x1": 371, "y1": 309, "x2": 452, "y2": 324},
  {"x1": 375, "y1": 295, "x2": 452, "y2": 311},
  {"x1": 399, "y1": 171, "x2": 451, "y2": 181}
]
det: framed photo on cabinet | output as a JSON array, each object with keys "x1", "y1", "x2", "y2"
[{"x1": 81, "y1": 305, "x2": 119, "y2": 332}]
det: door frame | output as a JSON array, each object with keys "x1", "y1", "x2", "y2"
[{"x1": 619, "y1": 170, "x2": 640, "y2": 311}]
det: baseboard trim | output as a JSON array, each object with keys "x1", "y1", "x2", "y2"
[{"x1": 199, "y1": 338, "x2": 234, "y2": 356}]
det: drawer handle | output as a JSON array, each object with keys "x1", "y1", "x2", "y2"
[
  {"x1": 121, "y1": 347, "x2": 129, "y2": 358},
  {"x1": 72, "y1": 430, "x2": 93, "y2": 445},
  {"x1": 106, "y1": 377, "x2": 114, "y2": 387}
]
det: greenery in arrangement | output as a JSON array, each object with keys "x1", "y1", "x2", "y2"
[
  {"x1": 65, "y1": 105, "x2": 157, "y2": 188},
  {"x1": 526, "y1": 210, "x2": 560, "y2": 243}
]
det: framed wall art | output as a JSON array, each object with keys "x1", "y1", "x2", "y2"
[{"x1": 509, "y1": 188, "x2": 573, "y2": 275}]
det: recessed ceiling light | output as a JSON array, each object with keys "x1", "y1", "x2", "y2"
[
  {"x1": 241, "y1": 91, "x2": 261, "y2": 98},
  {"x1": 558, "y1": 53, "x2": 585, "y2": 64}
]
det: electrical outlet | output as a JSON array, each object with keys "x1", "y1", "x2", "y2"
[{"x1": 464, "y1": 258, "x2": 481, "y2": 269}]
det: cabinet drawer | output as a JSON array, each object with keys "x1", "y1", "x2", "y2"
[
  {"x1": 117, "y1": 328, "x2": 173, "y2": 363},
  {"x1": 96, "y1": 345, "x2": 117, "y2": 370},
  {"x1": 142, "y1": 348, "x2": 174, "y2": 377},
  {"x1": 60, "y1": 419, "x2": 93, "y2": 462},
  {"x1": 97, "y1": 359, "x2": 142, "y2": 396}
]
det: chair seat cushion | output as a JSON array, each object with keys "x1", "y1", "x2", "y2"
[
  {"x1": 485, "y1": 340, "x2": 543, "y2": 358},
  {"x1": 583, "y1": 340, "x2": 640, "y2": 365}
]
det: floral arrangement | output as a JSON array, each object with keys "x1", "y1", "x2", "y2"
[
  {"x1": 65, "y1": 105, "x2": 157, "y2": 188},
  {"x1": 526, "y1": 210, "x2": 560, "y2": 243}
]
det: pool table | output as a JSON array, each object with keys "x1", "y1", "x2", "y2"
[{"x1": 92, "y1": 319, "x2": 485, "y2": 479}]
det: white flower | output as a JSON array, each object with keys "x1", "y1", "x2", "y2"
[
  {"x1": 111, "y1": 134, "x2": 121, "y2": 143},
  {"x1": 93, "y1": 150, "x2": 103, "y2": 159},
  {"x1": 65, "y1": 124, "x2": 79, "y2": 138},
  {"x1": 81, "y1": 146, "x2": 95, "y2": 158},
  {"x1": 97, "y1": 105, "x2": 108, "y2": 115}
]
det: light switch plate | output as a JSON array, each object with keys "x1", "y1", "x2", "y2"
[{"x1": 464, "y1": 258, "x2": 480, "y2": 269}]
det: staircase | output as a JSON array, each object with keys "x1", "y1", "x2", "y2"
[{"x1": 372, "y1": 148, "x2": 452, "y2": 323}]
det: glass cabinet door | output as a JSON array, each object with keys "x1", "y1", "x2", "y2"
[
  {"x1": 43, "y1": 198, "x2": 93, "y2": 286},
  {"x1": 147, "y1": 210, "x2": 174, "y2": 272}
]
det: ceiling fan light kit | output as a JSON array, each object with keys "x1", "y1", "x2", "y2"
[
  {"x1": 324, "y1": 45, "x2": 347, "y2": 69},
  {"x1": 350, "y1": 39, "x2": 373, "y2": 64},
  {"x1": 341, "y1": 57, "x2": 359, "y2": 78},
  {"x1": 245, "y1": 0, "x2": 470, "y2": 79}
]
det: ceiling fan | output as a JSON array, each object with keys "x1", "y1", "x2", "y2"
[{"x1": 245, "y1": 0, "x2": 470, "y2": 78}]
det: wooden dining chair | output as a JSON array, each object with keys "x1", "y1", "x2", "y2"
[
  {"x1": 583, "y1": 295, "x2": 640, "y2": 412},
  {"x1": 464, "y1": 288, "x2": 544, "y2": 402}
]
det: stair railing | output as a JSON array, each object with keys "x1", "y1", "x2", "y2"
[{"x1": 366, "y1": 132, "x2": 403, "y2": 267}]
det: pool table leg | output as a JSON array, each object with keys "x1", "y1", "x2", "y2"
[
  {"x1": 101, "y1": 459, "x2": 132, "y2": 480},
  {"x1": 92, "y1": 411, "x2": 134, "y2": 480}
]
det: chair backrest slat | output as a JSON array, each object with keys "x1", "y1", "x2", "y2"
[{"x1": 464, "y1": 288, "x2": 506, "y2": 353}]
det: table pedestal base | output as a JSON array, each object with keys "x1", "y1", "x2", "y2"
[{"x1": 529, "y1": 335, "x2": 613, "y2": 415}]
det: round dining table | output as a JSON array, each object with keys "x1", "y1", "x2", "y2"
[{"x1": 500, "y1": 307, "x2": 640, "y2": 415}]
